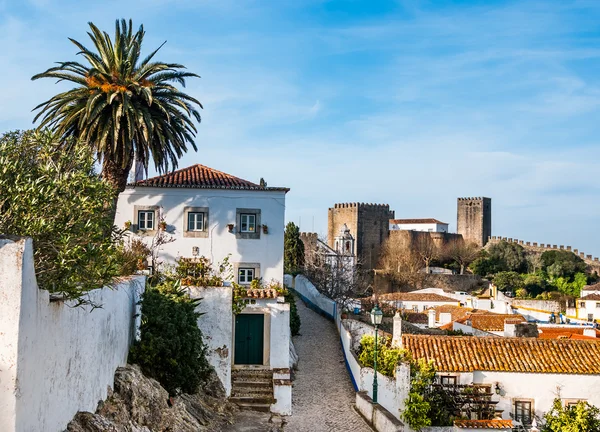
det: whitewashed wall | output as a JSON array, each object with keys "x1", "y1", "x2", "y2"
[
  {"x1": 188, "y1": 286, "x2": 233, "y2": 396},
  {"x1": 292, "y1": 274, "x2": 336, "y2": 319},
  {"x1": 115, "y1": 187, "x2": 286, "y2": 283},
  {"x1": 0, "y1": 238, "x2": 144, "y2": 432}
]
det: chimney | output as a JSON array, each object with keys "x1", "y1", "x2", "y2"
[
  {"x1": 428, "y1": 309, "x2": 436, "y2": 328},
  {"x1": 392, "y1": 312, "x2": 402, "y2": 348},
  {"x1": 504, "y1": 321, "x2": 516, "y2": 337},
  {"x1": 583, "y1": 328, "x2": 597, "y2": 338}
]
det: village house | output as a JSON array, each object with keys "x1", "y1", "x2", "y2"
[
  {"x1": 389, "y1": 218, "x2": 449, "y2": 233},
  {"x1": 394, "y1": 316, "x2": 600, "y2": 427},
  {"x1": 376, "y1": 291, "x2": 460, "y2": 313},
  {"x1": 115, "y1": 164, "x2": 292, "y2": 415}
]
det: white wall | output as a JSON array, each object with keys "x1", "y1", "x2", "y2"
[
  {"x1": 389, "y1": 222, "x2": 448, "y2": 233},
  {"x1": 381, "y1": 299, "x2": 459, "y2": 313},
  {"x1": 115, "y1": 187, "x2": 286, "y2": 283},
  {"x1": 472, "y1": 371, "x2": 600, "y2": 422},
  {"x1": 293, "y1": 274, "x2": 337, "y2": 319},
  {"x1": 0, "y1": 238, "x2": 144, "y2": 432},
  {"x1": 188, "y1": 286, "x2": 233, "y2": 396}
]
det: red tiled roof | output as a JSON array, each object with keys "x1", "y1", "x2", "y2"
[
  {"x1": 131, "y1": 164, "x2": 289, "y2": 192},
  {"x1": 469, "y1": 314, "x2": 526, "y2": 332},
  {"x1": 402, "y1": 334, "x2": 600, "y2": 374},
  {"x1": 390, "y1": 218, "x2": 448, "y2": 225},
  {"x1": 538, "y1": 327, "x2": 600, "y2": 340},
  {"x1": 433, "y1": 305, "x2": 475, "y2": 322},
  {"x1": 454, "y1": 419, "x2": 512, "y2": 429},
  {"x1": 243, "y1": 289, "x2": 280, "y2": 299},
  {"x1": 378, "y1": 292, "x2": 459, "y2": 303},
  {"x1": 580, "y1": 294, "x2": 600, "y2": 301},
  {"x1": 404, "y1": 312, "x2": 428, "y2": 324}
]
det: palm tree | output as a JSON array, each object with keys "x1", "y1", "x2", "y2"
[{"x1": 32, "y1": 19, "x2": 202, "y2": 195}]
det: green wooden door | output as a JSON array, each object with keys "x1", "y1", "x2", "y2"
[{"x1": 234, "y1": 314, "x2": 264, "y2": 365}]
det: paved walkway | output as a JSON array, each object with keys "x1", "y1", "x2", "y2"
[{"x1": 285, "y1": 297, "x2": 373, "y2": 432}]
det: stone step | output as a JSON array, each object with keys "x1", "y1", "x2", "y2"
[
  {"x1": 232, "y1": 369, "x2": 273, "y2": 378},
  {"x1": 231, "y1": 388, "x2": 273, "y2": 397},
  {"x1": 235, "y1": 402, "x2": 272, "y2": 413},
  {"x1": 232, "y1": 381, "x2": 273, "y2": 390},
  {"x1": 232, "y1": 376, "x2": 273, "y2": 384},
  {"x1": 230, "y1": 395, "x2": 276, "y2": 405}
]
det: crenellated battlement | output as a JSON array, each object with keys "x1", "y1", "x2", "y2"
[
  {"x1": 331, "y1": 202, "x2": 390, "y2": 210},
  {"x1": 488, "y1": 236, "x2": 600, "y2": 268},
  {"x1": 458, "y1": 196, "x2": 491, "y2": 201}
]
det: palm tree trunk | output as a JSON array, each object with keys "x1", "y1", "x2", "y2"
[{"x1": 101, "y1": 158, "x2": 133, "y2": 223}]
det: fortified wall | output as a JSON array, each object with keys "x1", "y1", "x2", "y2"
[{"x1": 488, "y1": 236, "x2": 600, "y2": 274}]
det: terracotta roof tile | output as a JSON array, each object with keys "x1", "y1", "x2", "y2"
[
  {"x1": 378, "y1": 292, "x2": 459, "y2": 303},
  {"x1": 433, "y1": 305, "x2": 475, "y2": 321},
  {"x1": 469, "y1": 314, "x2": 526, "y2": 332},
  {"x1": 580, "y1": 293, "x2": 600, "y2": 301},
  {"x1": 538, "y1": 327, "x2": 600, "y2": 340},
  {"x1": 454, "y1": 419, "x2": 513, "y2": 429},
  {"x1": 404, "y1": 312, "x2": 428, "y2": 324},
  {"x1": 243, "y1": 289, "x2": 280, "y2": 299},
  {"x1": 402, "y1": 334, "x2": 600, "y2": 374},
  {"x1": 131, "y1": 164, "x2": 289, "y2": 192},
  {"x1": 390, "y1": 218, "x2": 448, "y2": 225}
]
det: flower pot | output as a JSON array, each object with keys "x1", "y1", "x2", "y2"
[
  {"x1": 262, "y1": 224, "x2": 268, "y2": 234},
  {"x1": 341, "y1": 313, "x2": 348, "y2": 319},
  {"x1": 158, "y1": 221, "x2": 167, "y2": 231},
  {"x1": 227, "y1": 223, "x2": 235, "y2": 233}
]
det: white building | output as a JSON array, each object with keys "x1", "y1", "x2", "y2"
[
  {"x1": 572, "y1": 293, "x2": 600, "y2": 322},
  {"x1": 115, "y1": 163, "x2": 289, "y2": 285},
  {"x1": 389, "y1": 218, "x2": 449, "y2": 233},
  {"x1": 115, "y1": 164, "x2": 292, "y2": 415},
  {"x1": 377, "y1": 291, "x2": 460, "y2": 312},
  {"x1": 398, "y1": 323, "x2": 600, "y2": 427}
]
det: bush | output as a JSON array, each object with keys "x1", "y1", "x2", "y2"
[
  {"x1": 0, "y1": 130, "x2": 122, "y2": 302},
  {"x1": 117, "y1": 238, "x2": 152, "y2": 276},
  {"x1": 285, "y1": 292, "x2": 301, "y2": 336},
  {"x1": 129, "y1": 279, "x2": 210, "y2": 395},
  {"x1": 358, "y1": 335, "x2": 410, "y2": 377},
  {"x1": 493, "y1": 271, "x2": 523, "y2": 292},
  {"x1": 541, "y1": 250, "x2": 587, "y2": 279}
]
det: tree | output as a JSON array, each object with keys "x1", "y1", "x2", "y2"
[
  {"x1": 284, "y1": 222, "x2": 304, "y2": 274},
  {"x1": 488, "y1": 240, "x2": 527, "y2": 273},
  {"x1": 414, "y1": 234, "x2": 440, "y2": 274},
  {"x1": 378, "y1": 233, "x2": 426, "y2": 289},
  {"x1": 0, "y1": 130, "x2": 122, "y2": 302},
  {"x1": 445, "y1": 239, "x2": 480, "y2": 275},
  {"x1": 32, "y1": 19, "x2": 202, "y2": 201},
  {"x1": 542, "y1": 397, "x2": 600, "y2": 432},
  {"x1": 493, "y1": 271, "x2": 523, "y2": 293},
  {"x1": 541, "y1": 250, "x2": 587, "y2": 280},
  {"x1": 129, "y1": 279, "x2": 210, "y2": 395}
]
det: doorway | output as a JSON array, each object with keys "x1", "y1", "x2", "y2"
[{"x1": 234, "y1": 314, "x2": 264, "y2": 365}]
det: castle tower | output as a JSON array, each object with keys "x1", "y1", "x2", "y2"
[
  {"x1": 457, "y1": 197, "x2": 492, "y2": 247},
  {"x1": 327, "y1": 203, "x2": 395, "y2": 271}
]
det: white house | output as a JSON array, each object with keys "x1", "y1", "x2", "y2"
[
  {"x1": 389, "y1": 218, "x2": 449, "y2": 233},
  {"x1": 115, "y1": 163, "x2": 289, "y2": 285},
  {"x1": 115, "y1": 164, "x2": 292, "y2": 415},
  {"x1": 398, "y1": 321, "x2": 600, "y2": 427},
  {"x1": 377, "y1": 291, "x2": 460, "y2": 312},
  {"x1": 572, "y1": 293, "x2": 600, "y2": 322}
]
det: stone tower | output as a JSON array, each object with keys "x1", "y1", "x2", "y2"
[
  {"x1": 327, "y1": 203, "x2": 395, "y2": 271},
  {"x1": 457, "y1": 197, "x2": 492, "y2": 247}
]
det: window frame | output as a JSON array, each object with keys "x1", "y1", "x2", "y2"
[
  {"x1": 183, "y1": 206, "x2": 209, "y2": 238},
  {"x1": 133, "y1": 205, "x2": 159, "y2": 235},
  {"x1": 188, "y1": 212, "x2": 205, "y2": 232},
  {"x1": 235, "y1": 208, "x2": 261, "y2": 239},
  {"x1": 238, "y1": 268, "x2": 255, "y2": 284},
  {"x1": 514, "y1": 400, "x2": 533, "y2": 426},
  {"x1": 138, "y1": 210, "x2": 155, "y2": 230},
  {"x1": 440, "y1": 375, "x2": 457, "y2": 387},
  {"x1": 240, "y1": 213, "x2": 257, "y2": 233}
]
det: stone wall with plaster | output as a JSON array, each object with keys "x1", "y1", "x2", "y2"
[{"x1": 0, "y1": 237, "x2": 144, "y2": 432}]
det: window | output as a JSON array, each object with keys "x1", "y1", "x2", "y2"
[
  {"x1": 580, "y1": 302, "x2": 586, "y2": 308},
  {"x1": 412, "y1": 305, "x2": 418, "y2": 312},
  {"x1": 514, "y1": 400, "x2": 532, "y2": 425},
  {"x1": 188, "y1": 212, "x2": 205, "y2": 231},
  {"x1": 440, "y1": 376, "x2": 457, "y2": 387},
  {"x1": 238, "y1": 268, "x2": 255, "y2": 284},
  {"x1": 596, "y1": 303, "x2": 600, "y2": 308},
  {"x1": 138, "y1": 210, "x2": 155, "y2": 230},
  {"x1": 240, "y1": 214, "x2": 256, "y2": 233}
]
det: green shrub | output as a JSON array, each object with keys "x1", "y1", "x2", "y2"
[
  {"x1": 358, "y1": 335, "x2": 410, "y2": 377},
  {"x1": 285, "y1": 292, "x2": 301, "y2": 336},
  {"x1": 117, "y1": 238, "x2": 152, "y2": 276},
  {"x1": 0, "y1": 130, "x2": 122, "y2": 302},
  {"x1": 129, "y1": 279, "x2": 210, "y2": 395}
]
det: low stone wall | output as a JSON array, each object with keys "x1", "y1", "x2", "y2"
[
  {"x1": 0, "y1": 238, "x2": 145, "y2": 432},
  {"x1": 511, "y1": 299, "x2": 561, "y2": 313},
  {"x1": 374, "y1": 272, "x2": 484, "y2": 294},
  {"x1": 291, "y1": 274, "x2": 337, "y2": 319},
  {"x1": 356, "y1": 391, "x2": 404, "y2": 432}
]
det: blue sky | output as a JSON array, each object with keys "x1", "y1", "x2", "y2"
[{"x1": 1, "y1": 0, "x2": 599, "y2": 256}]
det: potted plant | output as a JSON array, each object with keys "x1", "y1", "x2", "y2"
[
  {"x1": 341, "y1": 309, "x2": 349, "y2": 320},
  {"x1": 124, "y1": 220, "x2": 132, "y2": 230},
  {"x1": 262, "y1": 224, "x2": 268, "y2": 234},
  {"x1": 227, "y1": 223, "x2": 235, "y2": 232},
  {"x1": 158, "y1": 220, "x2": 167, "y2": 231}
]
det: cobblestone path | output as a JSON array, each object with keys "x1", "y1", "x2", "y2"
[{"x1": 285, "y1": 298, "x2": 372, "y2": 432}]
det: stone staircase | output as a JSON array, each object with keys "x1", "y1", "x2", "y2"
[{"x1": 230, "y1": 369, "x2": 275, "y2": 412}]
